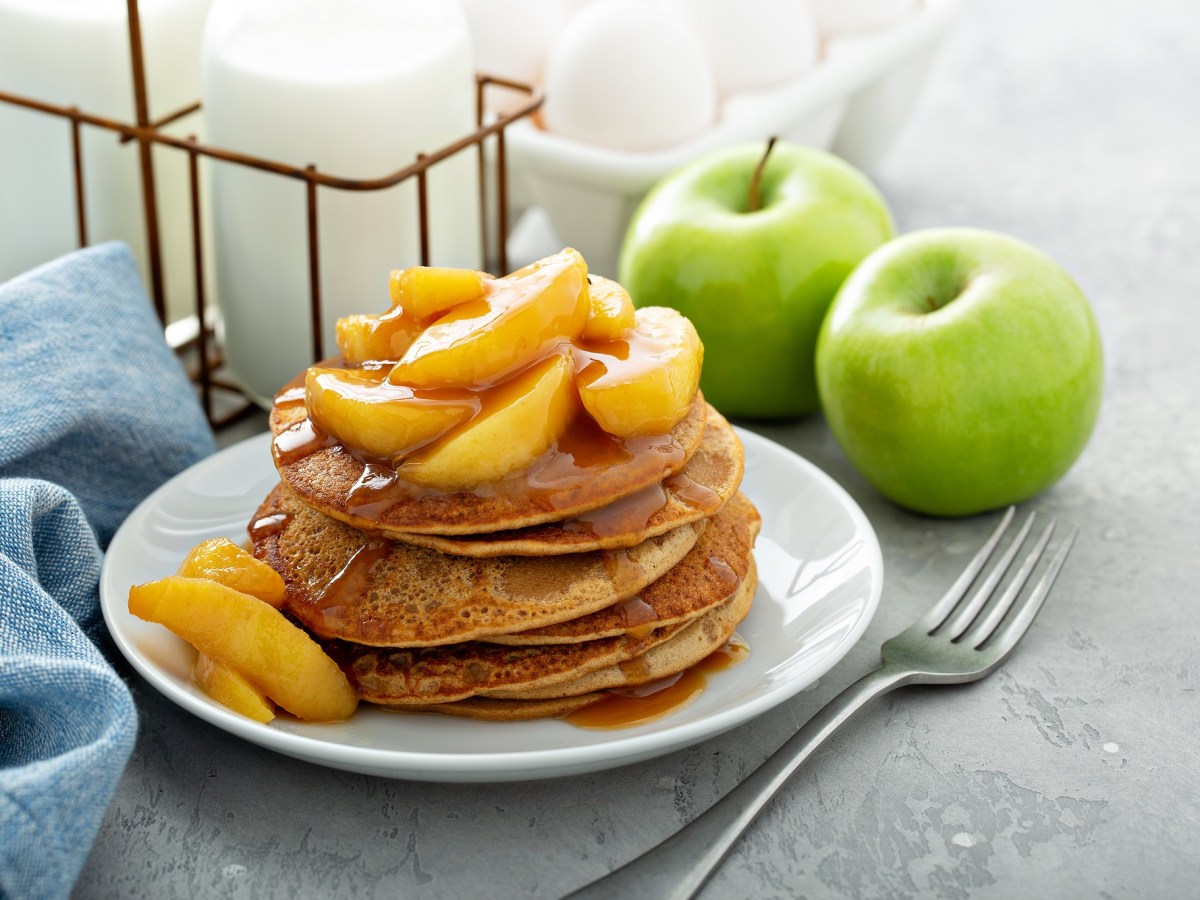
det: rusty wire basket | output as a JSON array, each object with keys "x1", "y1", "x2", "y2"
[{"x1": 0, "y1": 0, "x2": 542, "y2": 428}]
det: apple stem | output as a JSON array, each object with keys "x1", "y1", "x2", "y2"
[{"x1": 747, "y1": 136, "x2": 778, "y2": 213}]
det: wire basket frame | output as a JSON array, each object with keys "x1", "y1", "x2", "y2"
[{"x1": 0, "y1": 0, "x2": 543, "y2": 428}]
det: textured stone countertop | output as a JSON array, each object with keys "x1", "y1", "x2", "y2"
[{"x1": 78, "y1": 0, "x2": 1200, "y2": 897}]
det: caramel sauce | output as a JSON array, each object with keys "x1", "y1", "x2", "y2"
[
  {"x1": 565, "y1": 481, "x2": 668, "y2": 540},
  {"x1": 333, "y1": 404, "x2": 685, "y2": 521},
  {"x1": 307, "y1": 540, "x2": 391, "y2": 634},
  {"x1": 664, "y1": 472, "x2": 723, "y2": 515},
  {"x1": 272, "y1": 418, "x2": 336, "y2": 467},
  {"x1": 706, "y1": 554, "x2": 742, "y2": 594},
  {"x1": 573, "y1": 326, "x2": 678, "y2": 393},
  {"x1": 600, "y1": 549, "x2": 644, "y2": 597},
  {"x1": 617, "y1": 596, "x2": 658, "y2": 640},
  {"x1": 248, "y1": 512, "x2": 290, "y2": 542},
  {"x1": 273, "y1": 385, "x2": 306, "y2": 409},
  {"x1": 345, "y1": 462, "x2": 409, "y2": 520},
  {"x1": 695, "y1": 634, "x2": 751, "y2": 674},
  {"x1": 567, "y1": 635, "x2": 750, "y2": 730}
]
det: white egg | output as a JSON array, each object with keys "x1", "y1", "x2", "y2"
[
  {"x1": 542, "y1": 1, "x2": 718, "y2": 151},
  {"x1": 461, "y1": 0, "x2": 565, "y2": 112},
  {"x1": 806, "y1": 0, "x2": 915, "y2": 36},
  {"x1": 665, "y1": 0, "x2": 818, "y2": 96}
]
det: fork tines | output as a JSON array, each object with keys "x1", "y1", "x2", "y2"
[{"x1": 927, "y1": 507, "x2": 1078, "y2": 652}]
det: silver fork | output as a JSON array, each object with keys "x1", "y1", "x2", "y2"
[{"x1": 566, "y1": 507, "x2": 1077, "y2": 900}]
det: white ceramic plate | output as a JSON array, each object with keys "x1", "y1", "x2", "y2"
[{"x1": 101, "y1": 428, "x2": 882, "y2": 783}]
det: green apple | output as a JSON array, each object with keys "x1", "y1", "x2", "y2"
[
  {"x1": 618, "y1": 140, "x2": 893, "y2": 418},
  {"x1": 816, "y1": 228, "x2": 1104, "y2": 517}
]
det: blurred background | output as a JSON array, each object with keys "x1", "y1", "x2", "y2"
[{"x1": 0, "y1": 0, "x2": 958, "y2": 405}]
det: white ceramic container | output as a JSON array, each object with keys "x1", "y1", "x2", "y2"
[{"x1": 505, "y1": 0, "x2": 961, "y2": 277}]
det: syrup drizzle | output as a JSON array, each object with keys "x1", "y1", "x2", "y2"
[
  {"x1": 664, "y1": 472, "x2": 723, "y2": 515},
  {"x1": 308, "y1": 540, "x2": 391, "y2": 634},
  {"x1": 331, "y1": 410, "x2": 686, "y2": 521},
  {"x1": 573, "y1": 326, "x2": 678, "y2": 393},
  {"x1": 273, "y1": 419, "x2": 336, "y2": 467},
  {"x1": 617, "y1": 596, "x2": 659, "y2": 640},
  {"x1": 566, "y1": 481, "x2": 668, "y2": 541},
  {"x1": 706, "y1": 554, "x2": 742, "y2": 594},
  {"x1": 248, "y1": 512, "x2": 290, "y2": 542},
  {"x1": 274, "y1": 385, "x2": 306, "y2": 408},
  {"x1": 600, "y1": 549, "x2": 644, "y2": 597},
  {"x1": 346, "y1": 462, "x2": 409, "y2": 519},
  {"x1": 566, "y1": 634, "x2": 750, "y2": 730}
]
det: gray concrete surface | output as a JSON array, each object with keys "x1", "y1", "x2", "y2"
[{"x1": 77, "y1": 1, "x2": 1200, "y2": 897}]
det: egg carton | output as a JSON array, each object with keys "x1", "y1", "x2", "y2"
[{"x1": 505, "y1": 0, "x2": 961, "y2": 278}]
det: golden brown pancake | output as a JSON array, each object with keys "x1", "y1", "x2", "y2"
[
  {"x1": 406, "y1": 562, "x2": 757, "y2": 718},
  {"x1": 252, "y1": 483, "x2": 704, "y2": 647},
  {"x1": 330, "y1": 618, "x2": 689, "y2": 707},
  {"x1": 391, "y1": 411, "x2": 746, "y2": 557},
  {"x1": 487, "y1": 493, "x2": 760, "y2": 645},
  {"x1": 269, "y1": 392, "x2": 709, "y2": 537},
  {"x1": 328, "y1": 524, "x2": 757, "y2": 707},
  {"x1": 482, "y1": 560, "x2": 755, "y2": 700}
]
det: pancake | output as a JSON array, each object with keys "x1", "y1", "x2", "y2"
[
  {"x1": 269, "y1": 392, "x2": 709, "y2": 537},
  {"x1": 329, "y1": 514, "x2": 758, "y2": 707},
  {"x1": 331, "y1": 617, "x2": 689, "y2": 707},
  {"x1": 391, "y1": 410, "x2": 745, "y2": 557},
  {"x1": 252, "y1": 483, "x2": 704, "y2": 647},
  {"x1": 482, "y1": 560, "x2": 756, "y2": 700},
  {"x1": 406, "y1": 562, "x2": 757, "y2": 718},
  {"x1": 486, "y1": 493, "x2": 760, "y2": 645}
]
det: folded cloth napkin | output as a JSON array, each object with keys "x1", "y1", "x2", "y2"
[{"x1": 0, "y1": 243, "x2": 216, "y2": 900}]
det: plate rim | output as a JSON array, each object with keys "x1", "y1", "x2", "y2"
[{"x1": 101, "y1": 427, "x2": 882, "y2": 781}]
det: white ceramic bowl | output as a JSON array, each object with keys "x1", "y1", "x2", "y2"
[{"x1": 505, "y1": 0, "x2": 961, "y2": 277}]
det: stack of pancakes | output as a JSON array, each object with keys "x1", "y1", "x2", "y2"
[{"x1": 252, "y1": 393, "x2": 760, "y2": 721}]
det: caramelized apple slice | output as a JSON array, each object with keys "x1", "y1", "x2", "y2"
[
  {"x1": 176, "y1": 537, "x2": 286, "y2": 608},
  {"x1": 577, "y1": 306, "x2": 703, "y2": 437},
  {"x1": 306, "y1": 367, "x2": 478, "y2": 461},
  {"x1": 193, "y1": 653, "x2": 276, "y2": 723},
  {"x1": 387, "y1": 249, "x2": 589, "y2": 388},
  {"x1": 400, "y1": 352, "x2": 578, "y2": 489},
  {"x1": 336, "y1": 307, "x2": 423, "y2": 365},
  {"x1": 389, "y1": 266, "x2": 489, "y2": 320},
  {"x1": 581, "y1": 275, "x2": 635, "y2": 342},
  {"x1": 129, "y1": 576, "x2": 358, "y2": 722}
]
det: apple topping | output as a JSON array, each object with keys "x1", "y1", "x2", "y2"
[
  {"x1": 129, "y1": 575, "x2": 358, "y2": 721},
  {"x1": 306, "y1": 366, "x2": 478, "y2": 462},
  {"x1": 398, "y1": 351, "x2": 579, "y2": 490},
  {"x1": 300, "y1": 249, "x2": 705, "y2": 490},
  {"x1": 576, "y1": 306, "x2": 703, "y2": 438},
  {"x1": 176, "y1": 537, "x2": 286, "y2": 608},
  {"x1": 192, "y1": 654, "x2": 276, "y2": 723},
  {"x1": 581, "y1": 275, "x2": 636, "y2": 342},
  {"x1": 389, "y1": 266, "x2": 490, "y2": 320},
  {"x1": 336, "y1": 307, "x2": 423, "y2": 365},
  {"x1": 387, "y1": 248, "x2": 589, "y2": 389}
]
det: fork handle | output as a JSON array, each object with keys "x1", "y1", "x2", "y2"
[{"x1": 565, "y1": 664, "x2": 915, "y2": 900}]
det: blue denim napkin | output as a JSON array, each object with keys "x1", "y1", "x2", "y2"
[{"x1": 0, "y1": 243, "x2": 215, "y2": 900}]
